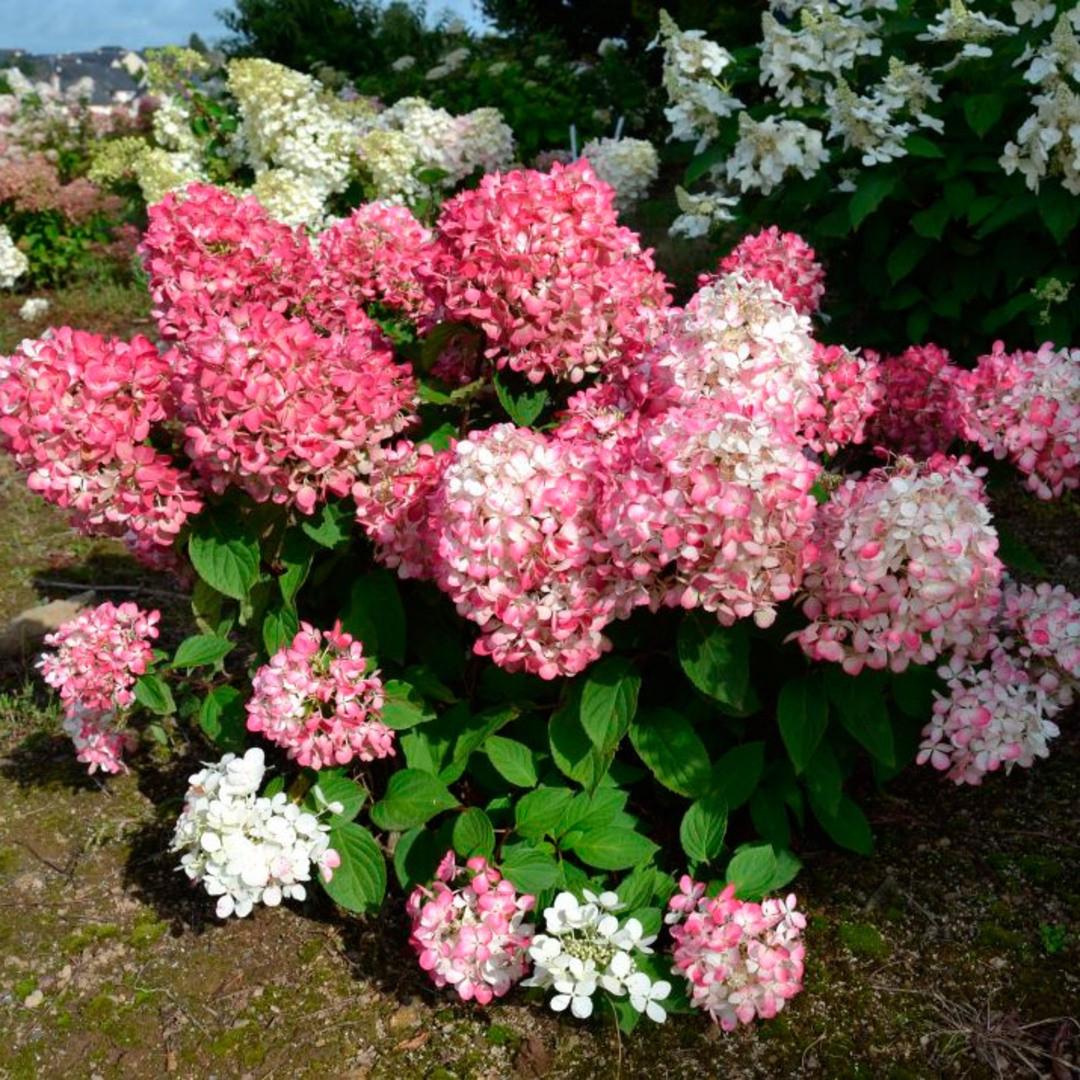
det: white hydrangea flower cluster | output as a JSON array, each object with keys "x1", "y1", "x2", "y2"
[
  {"x1": 726, "y1": 112, "x2": 829, "y2": 194},
  {"x1": 0, "y1": 224, "x2": 28, "y2": 288},
  {"x1": 1002, "y1": 16, "x2": 1080, "y2": 193},
  {"x1": 651, "y1": 9, "x2": 743, "y2": 151},
  {"x1": 670, "y1": 185, "x2": 739, "y2": 238},
  {"x1": 426, "y1": 46, "x2": 471, "y2": 82},
  {"x1": 171, "y1": 748, "x2": 342, "y2": 919},
  {"x1": 522, "y1": 890, "x2": 670, "y2": 1022},
  {"x1": 580, "y1": 137, "x2": 659, "y2": 207},
  {"x1": 18, "y1": 296, "x2": 49, "y2": 321},
  {"x1": 917, "y1": 0, "x2": 1019, "y2": 66}
]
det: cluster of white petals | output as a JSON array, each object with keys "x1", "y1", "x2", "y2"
[
  {"x1": 580, "y1": 137, "x2": 659, "y2": 208},
  {"x1": 0, "y1": 223, "x2": 28, "y2": 288}
]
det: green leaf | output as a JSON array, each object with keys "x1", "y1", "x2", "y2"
[
  {"x1": 188, "y1": 509, "x2": 260, "y2": 600},
  {"x1": 616, "y1": 866, "x2": 658, "y2": 912},
  {"x1": 393, "y1": 826, "x2": 441, "y2": 890},
  {"x1": 170, "y1": 634, "x2": 233, "y2": 670},
  {"x1": 381, "y1": 680, "x2": 437, "y2": 730},
  {"x1": 750, "y1": 788, "x2": 791, "y2": 849},
  {"x1": 441, "y1": 705, "x2": 518, "y2": 783},
  {"x1": 277, "y1": 528, "x2": 313, "y2": 604},
  {"x1": 134, "y1": 674, "x2": 175, "y2": 716},
  {"x1": 803, "y1": 742, "x2": 843, "y2": 817},
  {"x1": 849, "y1": 172, "x2": 896, "y2": 230},
  {"x1": 579, "y1": 656, "x2": 640, "y2": 753},
  {"x1": 963, "y1": 93, "x2": 1003, "y2": 137},
  {"x1": 401, "y1": 730, "x2": 438, "y2": 774},
  {"x1": 493, "y1": 371, "x2": 549, "y2": 426},
  {"x1": 677, "y1": 613, "x2": 750, "y2": 712},
  {"x1": 307, "y1": 773, "x2": 365, "y2": 824},
  {"x1": 887, "y1": 234, "x2": 929, "y2": 283},
  {"x1": 684, "y1": 143, "x2": 728, "y2": 186},
  {"x1": 301, "y1": 500, "x2": 351, "y2": 548},
  {"x1": 826, "y1": 668, "x2": 894, "y2": 766},
  {"x1": 320, "y1": 822, "x2": 386, "y2": 913},
  {"x1": 630, "y1": 708, "x2": 711, "y2": 798},
  {"x1": 566, "y1": 826, "x2": 659, "y2": 871},
  {"x1": 452, "y1": 808, "x2": 496, "y2": 858},
  {"x1": 679, "y1": 794, "x2": 728, "y2": 865},
  {"x1": 198, "y1": 685, "x2": 246, "y2": 751},
  {"x1": 500, "y1": 844, "x2": 559, "y2": 893},
  {"x1": 485, "y1": 735, "x2": 539, "y2": 787},
  {"x1": 726, "y1": 843, "x2": 778, "y2": 900},
  {"x1": 339, "y1": 570, "x2": 406, "y2": 663},
  {"x1": 911, "y1": 200, "x2": 951, "y2": 240},
  {"x1": 261, "y1": 602, "x2": 298, "y2": 657},
  {"x1": 903, "y1": 133, "x2": 944, "y2": 158},
  {"x1": 370, "y1": 769, "x2": 459, "y2": 832},
  {"x1": 811, "y1": 793, "x2": 874, "y2": 855},
  {"x1": 778, "y1": 675, "x2": 829, "y2": 774},
  {"x1": 549, "y1": 687, "x2": 613, "y2": 791},
  {"x1": 191, "y1": 578, "x2": 231, "y2": 636},
  {"x1": 707, "y1": 741, "x2": 765, "y2": 809},
  {"x1": 1037, "y1": 184, "x2": 1080, "y2": 243},
  {"x1": 514, "y1": 786, "x2": 574, "y2": 840},
  {"x1": 556, "y1": 788, "x2": 626, "y2": 839}
]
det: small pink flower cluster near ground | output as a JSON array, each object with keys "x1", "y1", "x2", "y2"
[
  {"x1": 665, "y1": 877, "x2": 807, "y2": 1030},
  {"x1": 406, "y1": 852, "x2": 536, "y2": 1004},
  {"x1": 918, "y1": 580, "x2": 1079, "y2": 784},
  {"x1": 37, "y1": 602, "x2": 159, "y2": 774},
  {"x1": 246, "y1": 621, "x2": 392, "y2": 769},
  {"x1": 710, "y1": 224, "x2": 826, "y2": 316}
]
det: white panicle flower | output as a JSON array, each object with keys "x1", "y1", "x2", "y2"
[
  {"x1": 391, "y1": 55, "x2": 417, "y2": 72},
  {"x1": 919, "y1": 0, "x2": 1018, "y2": 66},
  {"x1": 170, "y1": 748, "x2": 342, "y2": 919},
  {"x1": 251, "y1": 169, "x2": 328, "y2": 229},
  {"x1": 580, "y1": 137, "x2": 660, "y2": 207},
  {"x1": 598, "y1": 37, "x2": 628, "y2": 57},
  {"x1": 726, "y1": 113, "x2": 828, "y2": 194},
  {"x1": 652, "y1": 11, "x2": 743, "y2": 151},
  {"x1": 877, "y1": 57, "x2": 944, "y2": 131},
  {"x1": 521, "y1": 890, "x2": 668, "y2": 1023},
  {"x1": 152, "y1": 94, "x2": 200, "y2": 154},
  {"x1": 358, "y1": 128, "x2": 422, "y2": 201},
  {"x1": 670, "y1": 184, "x2": 739, "y2": 238},
  {"x1": 1021, "y1": 15, "x2": 1080, "y2": 85},
  {"x1": 826, "y1": 79, "x2": 913, "y2": 165},
  {"x1": 0, "y1": 225, "x2": 29, "y2": 289},
  {"x1": 18, "y1": 297, "x2": 49, "y2": 321},
  {"x1": 1001, "y1": 82, "x2": 1080, "y2": 194},
  {"x1": 1012, "y1": 1, "x2": 1056, "y2": 29}
]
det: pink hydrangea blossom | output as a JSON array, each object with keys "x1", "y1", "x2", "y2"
[
  {"x1": 428, "y1": 424, "x2": 642, "y2": 678},
  {"x1": 667, "y1": 877, "x2": 806, "y2": 1030},
  {"x1": 961, "y1": 341, "x2": 1080, "y2": 499},
  {"x1": 352, "y1": 439, "x2": 451, "y2": 580},
  {"x1": 804, "y1": 342, "x2": 884, "y2": 456},
  {"x1": 598, "y1": 399, "x2": 820, "y2": 628},
  {"x1": 38, "y1": 601, "x2": 159, "y2": 716},
  {"x1": 169, "y1": 303, "x2": 417, "y2": 513},
  {"x1": 1001, "y1": 580, "x2": 1080, "y2": 685},
  {"x1": 865, "y1": 344, "x2": 969, "y2": 458},
  {"x1": 316, "y1": 201, "x2": 437, "y2": 324},
  {"x1": 62, "y1": 709, "x2": 135, "y2": 775},
  {"x1": 140, "y1": 183, "x2": 318, "y2": 341},
  {"x1": 420, "y1": 160, "x2": 670, "y2": 384},
  {"x1": 0, "y1": 329, "x2": 202, "y2": 552},
  {"x1": 246, "y1": 621, "x2": 392, "y2": 769},
  {"x1": 712, "y1": 226, "x2": 826, "y2": 316},
  {"x1": 406, "y1": 852, "x2": 535, "y2": 1004},
  {"x1": 797, "y1": 456, "x2": 1002, "y2": 674}
]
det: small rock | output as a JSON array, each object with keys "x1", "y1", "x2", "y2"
[
  {"x1": 0, "y1": 592, "x2": 95, "y2": 657},
  {"x1": 23, "y1": 989, "x2": 44, "y2": 1009}
]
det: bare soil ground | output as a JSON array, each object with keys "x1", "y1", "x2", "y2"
[{"x1": 0, "y1": 287, "x2": 1077, "y2": 1080}]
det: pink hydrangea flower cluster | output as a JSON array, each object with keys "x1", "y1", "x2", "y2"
[
  {"x1": 798, "y1": 456, "x2": 1003, "y2": 674},
  {"x1": 140, "y1": 183, "x2": 318, "y2": 342},
  {"x1": 428, "y1": 424, "x2": 641, "y2": 678},
  {"x1": 962, "y1": 341, "x2": 1080, "y2": 499},
  {"x1": 170, "y1": 304, "x2": 416, "y2": 513},
  {"x1": 865, "y1": 344, "x2": 968, "y2": 458},
  {"x1": 317, "y1": 202, "x2": 436, "y2": 325},
  {"x1": 666, "y1": 877, "x2": 806, "y2": 1031},
  {"x1": 37, "y1": 602, "x2": 160, "y2": 775},
  {"x1": 599, "y1": 399, "x2": 820, "y2": 628},
  {"x1": 0, "y1": 153, "x2": 122, "y2": 221},
  {"x1": 246, "y1": 621, "x2": 392, "y2": 769},
  {"x1": 352, "y1": 440, "x2": 451, "y2": 580},
  {"x1": 406, "y1": 851, "x2": 535, "y2": 1004},
  {"x1": 0, "y1": 329, "x2": 202, "y2": 555},
  {"x1": 420, "y1": 160, "x2": 670, "y2": 384},
  {"x1": 712, "y1": 225, "x2": 826, "y2": 316},
  {"x1": 1001, "y1": 581, "x2": 1080, "y2": 685},
  {"x1": 804, "y1": 342, "x2": 884, "y2": 456}
]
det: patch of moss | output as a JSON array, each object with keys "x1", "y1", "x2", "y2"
[
  {"x1": 128, "y1": 916, "x2": 168, "y2": 950},
  {"x1": 209, "y1": 1025, "x2": 269, "y2": 1069},
  {"x1": 62, "y1": 922, "x2": 120, "y2": 955},
  {"x1": 12, "y1": 975, "x2": 37, "y2": 1000},
  {"x1": 0, "y1": 845, "x2": 18, "y2": 874},
  {"x1": 297, "y1": 937, "x2": 323, "y2": 965},
  {"x1": 1016, "y1": 855, "x2": 1063, "y2": 886},
  {"x1": 976, "y1": 922, "x2": 1026, "y2": 954},
  {"x1": 838, "y1": 922, "x2": 890, "y2": 959}
]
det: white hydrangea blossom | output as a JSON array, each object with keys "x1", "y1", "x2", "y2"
[
  {"x1": 598, "y1": 37, "x2": 628, "y2": 56},
  {"x1": 171, "y1": 748, "x2": 341, "y2": 919},
  {"x1": 152, "y1": 94, "x2": 202, "y2": 155},
  {"x1": 521, "y1": 890, "x2": 670, "y2": 1022},
  {"x1": 726, "y1": 112, "x2": 829, "y2": 194},
  {"x1": 580, "y1": 137, "x2": 660, "y2": 207},
  {"x1": 0, "y1": 224, "x2": 28, "y2": 289},
  {"x1": 18, "y1": 296, "x2": 49, "y2": 321},
  {"x1": 391, "y1": 55, "x2": 416, "y2": 72},
  {"x1": 825, "y1": 79, "x2": 914, "y2": 165},
  {"x1": 918, "y1": 0, "x2": 1019, "y2": 66},
  {"x1": 1000, "y1": 81, "x2": 1080, "y2": 194},
  {"x1": 1020, "y1": 14, "x2": 1080, "y2": 85},
  {"x1": 670, "y1": 184, "x2": 739, "y2": 237},
  {"x1": 1012, "y1": 1, "x2": 1057, "y2": 29}
]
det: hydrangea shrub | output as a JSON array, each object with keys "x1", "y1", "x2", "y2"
[{"x1": 5, "y1": 164, "x2": 1079, "y2": 1032}]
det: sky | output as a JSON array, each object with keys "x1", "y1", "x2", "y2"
[{"x1": 0, "y1": 0, "x2": 487, "y2": 54}]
